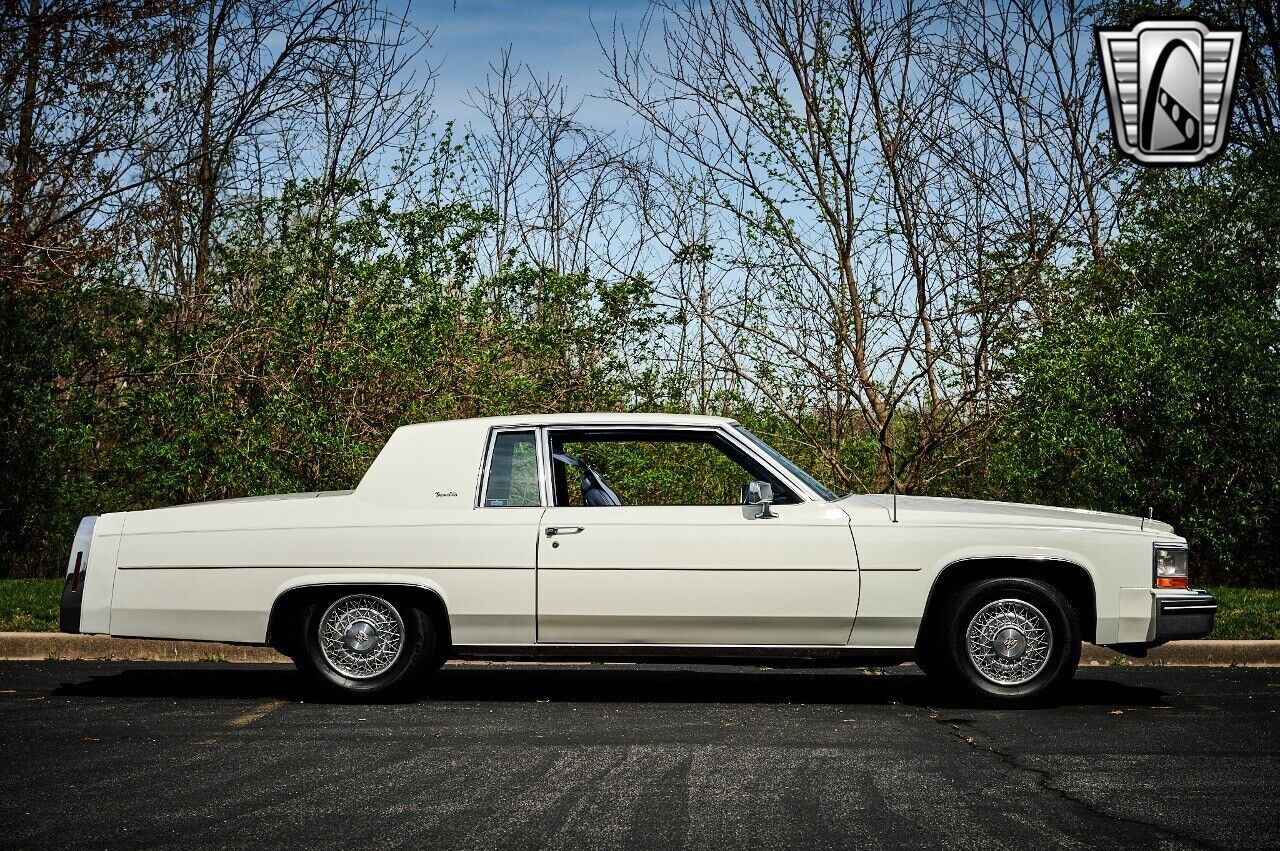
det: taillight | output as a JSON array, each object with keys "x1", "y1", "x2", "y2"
[{"x1": 1153, "y1": 544, "x2": 1190, "y2": 589}]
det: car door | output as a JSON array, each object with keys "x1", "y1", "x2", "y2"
[{"x1": 535, "y1": 428, "x2": 859, "y2": 646}]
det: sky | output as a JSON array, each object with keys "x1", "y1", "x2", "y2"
[{"x1": 412, "y1": 0, "x2": 652, "y2": 133}]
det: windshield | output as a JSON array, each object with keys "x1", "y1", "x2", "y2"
[{"x1": 732, "y1": 425, "x2": 840, "y2": 501}]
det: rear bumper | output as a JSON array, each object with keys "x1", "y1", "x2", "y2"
[
  {"x1": 1151, "y1": 590, "x2": 1217, "y2": 644},
  {"x1": 59, "y1": 515, "x2": 98, "y2": 635},
  {"x1": 59, "y1": 573, "x2": 83, "y2": 634}
]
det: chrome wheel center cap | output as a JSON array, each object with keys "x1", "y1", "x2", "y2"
[
  {"x1": 993, "y1": 626, "x2": 1027, "y2": 660},
  {"x1": 344, "y1": 620, "x2": 377, "y2": 653}
]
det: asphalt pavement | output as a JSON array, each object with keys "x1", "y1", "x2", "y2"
[{"x1": 1, "y1": 661, "x2": 1277, "y2": 850}]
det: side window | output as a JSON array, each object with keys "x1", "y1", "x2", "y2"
[
  {"x1": 483, "y1": 431, "x2": 541, "y2": 507},
  {"x1": 548, "y1": 431, "x2": 796, "y2": 507}
]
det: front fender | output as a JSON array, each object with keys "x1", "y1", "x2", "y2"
[{"x1": 929, "y1": 545, "x2": 1100, "y2": 586}]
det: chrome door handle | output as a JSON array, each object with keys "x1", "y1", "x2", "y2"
[{"x1": 545, "y1": 526, "x2": 584, "y2": 537}]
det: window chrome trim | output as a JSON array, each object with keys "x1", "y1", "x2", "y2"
[
  {"x1": 476, "y1": 427, "x2": 547, "y2": 509},
  {"x1": 718, "y1": 424, "x2": 821, "y2": 502},
  {"x1": 536, "y1": 426, "x2": 553, "y2": 508},
  {"x1": 538, "y1": 422, "x2": 820, "y2": 504}
]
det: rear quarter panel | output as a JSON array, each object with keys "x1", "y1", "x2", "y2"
[
  {"x1": 105, "y1": 420, "x2": 542, "y2": 645},
  {"x1": 108, "y1": 499, "x2": 539, "y2": 643}
]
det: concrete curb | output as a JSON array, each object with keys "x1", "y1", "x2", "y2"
[
  {"x1": 0, "y1": 633, "x2": 289, "y2": 663},
  {"x1": 0, "y1": 632, "x2": 1278, "y2": 666},
  {"x1": 1079, "y1": 640, "x2": 1280, "y2": 667}
]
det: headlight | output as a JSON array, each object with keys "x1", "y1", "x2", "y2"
[{"x1": 1153, "y1": 543, "x2": 1190, "y2": 589}]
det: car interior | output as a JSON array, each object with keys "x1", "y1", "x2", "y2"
[
  {"x1": 552, "y1": 452, "x2": 622, "y2": 506},
  {"x1": 546, "y1": 428, "x2": 797, "y2": 507}
]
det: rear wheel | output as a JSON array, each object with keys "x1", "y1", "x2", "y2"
[
  {"x1": 293, "y1": 591, "x2": 440, "y2": 701},
  {"x1": 928, "y1": 577, "x2": 1080, "y2": 705}
]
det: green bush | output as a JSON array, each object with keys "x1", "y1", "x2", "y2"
[
  {"x1": 994, "y1": 146, "x2": 1280, "y2": 586},
  {"x1": 0, "y1": 182, "x2": 660, "y2": 577}
]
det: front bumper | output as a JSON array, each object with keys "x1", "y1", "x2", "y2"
[{"x1": 1152, "y1": 590, "x2": 1217, "y2": 643}]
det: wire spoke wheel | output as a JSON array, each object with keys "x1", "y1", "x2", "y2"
[
  {"x1": 965, "y1": 598, "x2": 1054, "y2": 687},
  {"x1": 317, "y1": 594, "x2": 405, "y2": 680}
]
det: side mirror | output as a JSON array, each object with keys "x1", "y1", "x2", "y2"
[{"x1": 743, "y1": 481, "x2": 778, "y2": 519}]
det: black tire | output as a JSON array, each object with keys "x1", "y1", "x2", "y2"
[
  {"x1": 293, "y1": 590, "x2": 441, "y2": 702},
  {"x1": 927, "y1": 577, "x2": 1080, "y2": 705}
]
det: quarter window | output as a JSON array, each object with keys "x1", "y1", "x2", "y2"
[{"x1": 483, "y1": 431, "x2": 541, "y2": 507}]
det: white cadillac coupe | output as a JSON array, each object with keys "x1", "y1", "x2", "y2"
[{"x1": 59, "y1": 413, "x2": 1215, "y2": 703}]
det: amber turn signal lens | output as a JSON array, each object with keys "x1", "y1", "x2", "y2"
[{"x1": 1154, "y1": 544, "x2": 1190, "y2": 589}]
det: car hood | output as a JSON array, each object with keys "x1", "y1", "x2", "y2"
[{"x1": 838, "y1": 494, "x2": 1175, "y2": 535}]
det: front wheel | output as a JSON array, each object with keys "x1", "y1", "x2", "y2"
[
  {"x1": 928, "y1": 577, "x2": 1080, "y2": 705},
  {"x1": 293, "y1": 591, "x2": 440, "y2": 701}
]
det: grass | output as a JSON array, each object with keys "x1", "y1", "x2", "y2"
[
  {"x1": 1204, "y1": 586, "x2": 1280, "y2": 640},
  {"x1": 0, "y1": 578, "x2": 62, "y2": 632},
  {"x1": 0, "y1": 578, "x2": 1276, "y2": 638}
]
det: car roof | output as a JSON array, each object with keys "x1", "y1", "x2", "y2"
[
  {"x1": 403, "y1": 412, "x2": 738, "y2": 430},
  {"x1": 356, "y1": 413, "x2": 746, "y2": 509}
]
